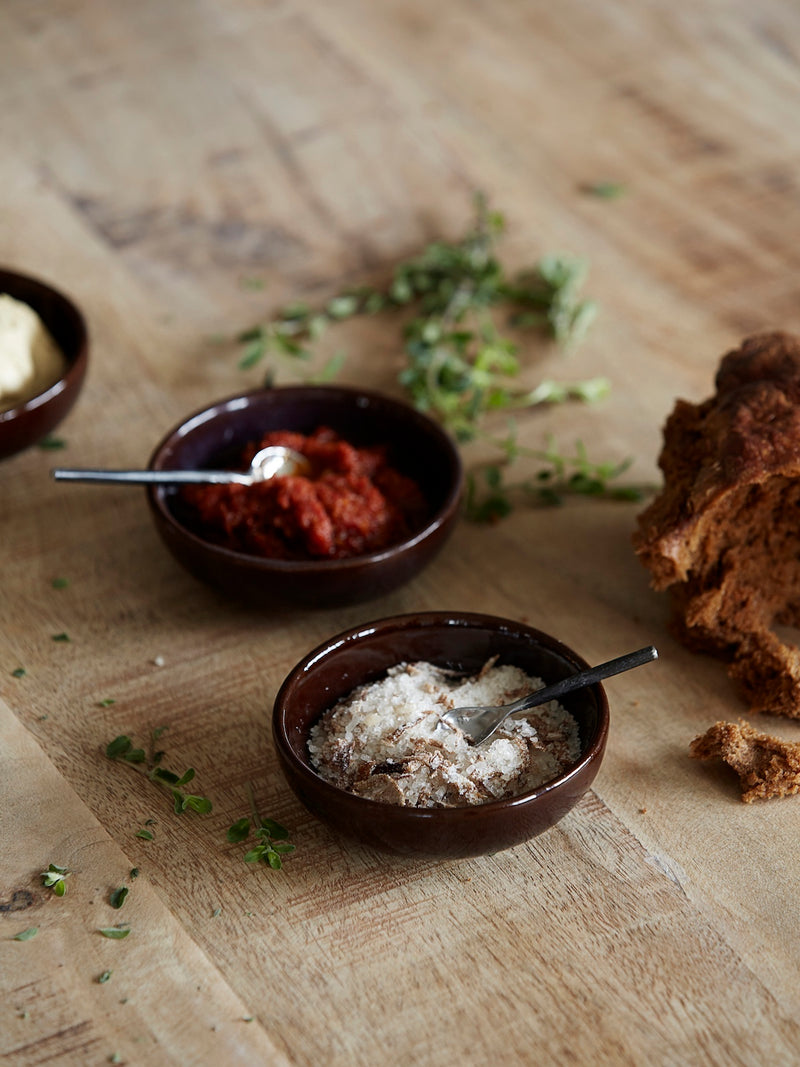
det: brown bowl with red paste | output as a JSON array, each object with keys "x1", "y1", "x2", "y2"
[{"x1": 147, "y1": 385, "x2": 463, "y2": 606}]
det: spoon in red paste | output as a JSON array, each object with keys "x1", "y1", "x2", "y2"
[{"x1": 52, "y1": 445, "x2": 311, "y2": 487}]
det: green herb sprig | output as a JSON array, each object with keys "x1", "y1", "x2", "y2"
[
  {"x1": 227, "y1": 784, "x2": 295, "y2": 871},
  {"x1": 105, "y1": 728, "x2": 212, "y2": 815},
  {"x1": 236, "y1": 194, "x2": 600, "y2": 441},
  {"x1": 464, "y1": 431, "x2": 649, "y2": 522}
]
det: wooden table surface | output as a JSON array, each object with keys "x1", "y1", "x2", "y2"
[{"x1": 3, "y1": 2, "x2": 800, "y2": 1064}]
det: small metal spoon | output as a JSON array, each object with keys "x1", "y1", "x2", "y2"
[
  {"x1": 51, "y1": 445, "x2": 311, "y2": 487},
  {"x1": 442, "y1": 645, "x2": 658, "y2": 745}
]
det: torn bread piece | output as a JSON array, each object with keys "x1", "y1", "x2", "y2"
[{"x1": 690, "y1": 719, "x2": 800, "y2": 802}]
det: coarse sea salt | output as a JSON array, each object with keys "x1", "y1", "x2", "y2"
[{"x1": 308, "y1": 660, "x2": 581, "y2": 808}]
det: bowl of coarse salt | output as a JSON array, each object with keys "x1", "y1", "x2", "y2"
[{"x1": 272, "y1": 611, "x2": 611, "y2": 859}]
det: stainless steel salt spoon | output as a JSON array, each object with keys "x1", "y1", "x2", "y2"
[
  {"x1": 51, "y1": 445, "x2": 311, "y2": 487},
  {"x1": 443, "y1": 645, "x2": 658, "y2": 745}
]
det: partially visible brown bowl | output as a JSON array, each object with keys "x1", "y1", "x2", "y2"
[
  {"x1": 147, "y1": 385, "x2": 463, "y2": 607},
  {"x1": 272, "y1": 611, "x2": 611, "y2": 858},
  {"x1": 0, "y1": 268, "x2": 89, "y2": 460}
]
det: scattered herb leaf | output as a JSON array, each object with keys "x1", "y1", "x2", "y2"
[
  {"x1": 135, "y1": 829, "x2": 154, "y2": 841},
  {"x1": 11, "y1": 667, "x2": 26, "y2": 678},
  {"x1": 130, "y1": 868, "x2": 139, "y2": 880},
  {"x1": 37, "y1": 434, "x2": 66, "y2": 450},
  {"x1": 98, "y1": 698, "x2": 116, "y2": 707},
  {"x1": 109, "y1": 887, "x2": 129, "y2": 909},
  {"x1": 13, "y1": 927, "x2": 38, "y2": 941},
  {"x1": 229, "y1": 784, "x2": 295, "y2": 871},
  {"x1": 51, "y1": 632, "x2": 70, "y2": 642},
  {"x1": 51, "y1": 577, "x2": 69, "y2": 589},
  {"x1": 41, "y1": 863, "x2": 69, "y2": 896},
  {"x1": 99, "y1": 927, "x2": 131, "y2": 939},
  {"x1": 97, "y1": 970, "x2": 113, "y2": 983},
  {"x1": 581, "y1": 180, "x2": 627, "y2": 199},
  {"x1": 212, "y1": 907, "x2": 222, "y2": 918}
]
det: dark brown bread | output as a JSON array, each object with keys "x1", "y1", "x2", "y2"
[
  {"x1": 633, "y1": 332, "x2": 800, "y2": 718},
  {"x1": 690, "y1": 719, "x2": 800, "y2": 802}
]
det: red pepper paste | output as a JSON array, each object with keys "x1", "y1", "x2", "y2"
[{"x1": 182, "y1": 427, "x2": 428, "y2": 560}]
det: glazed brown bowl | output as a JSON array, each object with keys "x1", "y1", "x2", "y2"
[
  {"x1": 272, "y1": 611, "x2": 610, "y2": 858},
  {"x1": 0, "y1": 268, "x2": 89, "y2": 460},
  {"x1": 147, "y1": 385, "x2": 462, "y2": 606}
]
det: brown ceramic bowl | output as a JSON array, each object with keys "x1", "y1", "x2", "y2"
[
  {"x1": 147, "y1": 385, "x2": 462, "y2": 606},
  {"x1": 0, "y1": 268, "x2": 89, "y2": 460},
  {"x1": 272, "y1": 611, "x2": 610, "y2": 858}
]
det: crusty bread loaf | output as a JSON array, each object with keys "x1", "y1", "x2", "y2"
[
  {"x1": 633, "y1": 332, "x2": 800, "y2": 718},
  {"x1": 690, "y1": 719, "x2": 800, "y2": 802}
]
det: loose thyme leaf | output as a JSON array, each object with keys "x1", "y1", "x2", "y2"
[
  {"x1": 13, "y1": 927, "x2": 38, "y2": 941},
  {"x1": 11, "y1": 667, "x2": 26, "y2": 678},
  {"x1": 37, "y1": 434, "x2": 66, "y2": 450},
  {"x1": 99, "y1": 927, "x2": 131, "y2": 939},
  {"x1": 581, "y1": 180, "x2": 627, "y2": 199},
  {"x1": 227, "y1": 818, "x2": 251, "y2": 843},
  {"x1": 109, "y1": 887, "x2": 128, "y2": 909},
  {"x1": 97, "y1": 970, "x2": 113, "y2": 983},
  {"x1": 106, "y1": 736, "x2": 132, "y2": 758},
  {"x1": 152, "y1": 767, "x2": 181, "y2": 785},
  {"x1": 51, "y1": 577, "x2": 69, "y2": 589},
  {"x1": 51, "y1": 632, "x2": 70, "y2": 642},
  {"x1": 259, "y1": 818, "x2": 290, "y2": 840},
  {"x1": 135, "y1": 829, "x2": 154, "y2": 840}
]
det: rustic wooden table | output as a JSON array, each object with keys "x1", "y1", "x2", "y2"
[{"x1": 2, "y1": 1, "x2": 800, "y2": 1064}]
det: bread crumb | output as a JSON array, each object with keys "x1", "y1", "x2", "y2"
[{"x1": 690, "y1": 719, "x2": 800, "y2": 802}]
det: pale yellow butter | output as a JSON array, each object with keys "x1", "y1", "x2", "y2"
[{"x1": 0, "y1": 293, "x2": 66, "y2": 412}]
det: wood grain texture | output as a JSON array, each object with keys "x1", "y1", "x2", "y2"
[{"x1": 2, "y1": 1, "x2": 800, "y2": 1063}]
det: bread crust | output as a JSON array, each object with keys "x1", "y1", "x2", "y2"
[{"x1": 633, "y1": 332, "x2": 800, "y2": 718}]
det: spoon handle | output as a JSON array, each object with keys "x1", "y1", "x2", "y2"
[
  {"x1": 51, "y1": 468, "x2": 252, "y2": 486},
  {"x1": 448, "y1": 645, "x2": 658, "y2": 744},
  {"x1": 510, "y1": 644, "x2": 659, "y2": 715}
]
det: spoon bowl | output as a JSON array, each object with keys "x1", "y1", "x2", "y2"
[{"x1": 51, "y1": 444, "x2": 310, "y2": 486}]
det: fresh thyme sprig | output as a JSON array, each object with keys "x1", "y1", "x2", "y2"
[
  {"x1": 105, "y1": 728, "x2": 212, "y2": 815},
  {"x1": 227, "y1": 783, "x2": 295, "y2": 871},
  {"x1": 464, "y1": 431, "x2": 649, "y2": 522},
  {"x1": 236, "y1": 194, "x2": 601, "y2": 441}
]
